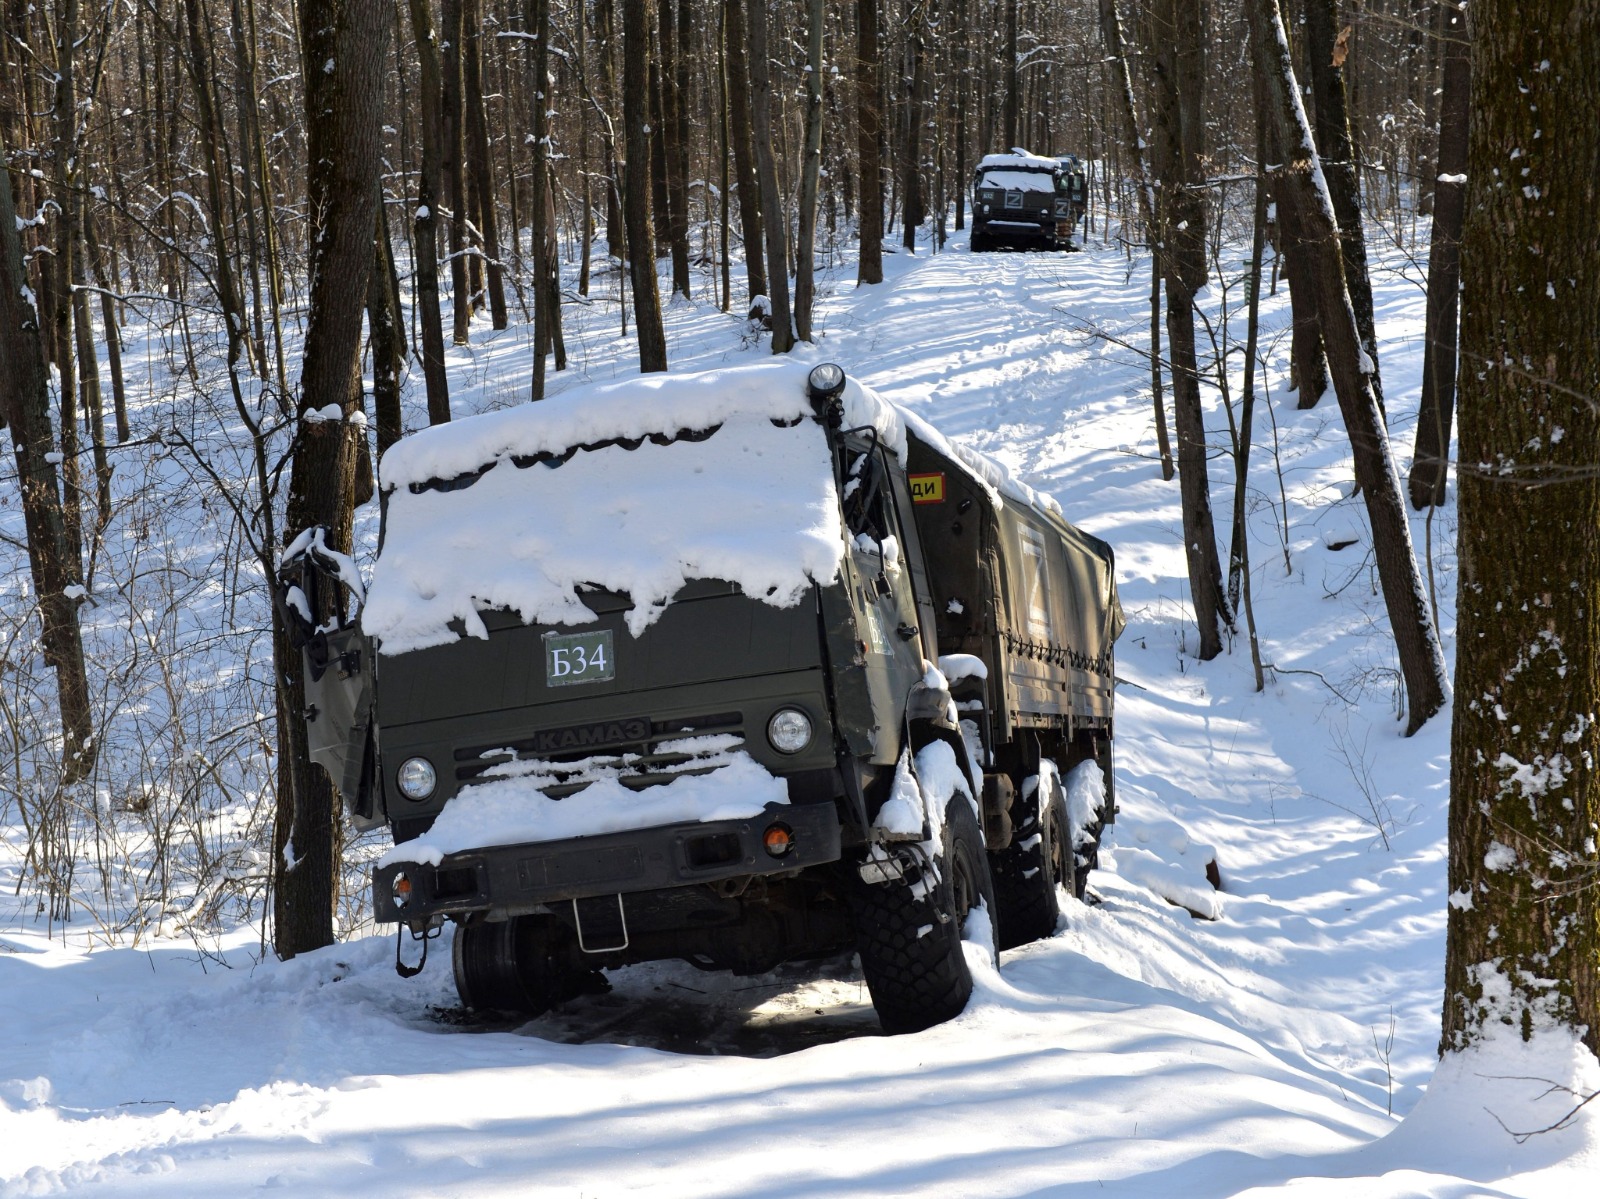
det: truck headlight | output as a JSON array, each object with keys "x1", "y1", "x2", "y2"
[
  {"x1": 767, "y1": 708, "x2": 813, "y2": 755},
  {"x1": 396, "y1": 756, "x2": 437, "y2": 800}
]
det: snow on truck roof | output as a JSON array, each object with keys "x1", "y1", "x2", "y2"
[
  {"x1": 976, "y1": 150, "x2": 1061, "y2": 172},
  {"x1": 362, "y1": 361, "x2": 1063, "y2": 654}
]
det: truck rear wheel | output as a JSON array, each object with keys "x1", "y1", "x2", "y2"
[
  {"x1": 988, "y1": 766, "x2": 1069, "y2": 949},
  {"x1": 851, "y1": 792, "x2": 997, "y2": 1035},
  {"x1": 452, "y1": 913, "x2": 591, "y2": 1015}
]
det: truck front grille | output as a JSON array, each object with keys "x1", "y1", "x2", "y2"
[{"x1": 453, "y1": 711, "x2": 744, "y2": 797}]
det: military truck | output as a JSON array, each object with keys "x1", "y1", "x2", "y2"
[
  {"x1": 278, "y1": 361, "x2": 1122, "y2": 1034},
  {"x1": 970, "y1": 149, "x2": 1078, "y2": 252}
]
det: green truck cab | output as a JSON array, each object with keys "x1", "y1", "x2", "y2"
[
  {"x1": 280, "y1": 361, "x2": 1122, "y2": 1034},
  {"x1": 970, "y1": 149, "x2": 1080, "y2": 252}
]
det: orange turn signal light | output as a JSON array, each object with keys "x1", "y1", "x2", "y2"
[{"x1": 762, "y1": 823, "x2": 795, "y2": 858}]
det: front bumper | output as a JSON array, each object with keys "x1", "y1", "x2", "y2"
[{"x1": 373, "y1": 801, "x2": 843, "y2": 924}]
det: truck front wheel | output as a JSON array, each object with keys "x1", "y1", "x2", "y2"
[
  {"x1": 451, "y1": 913, "x2": 592, "y2": 1015},
  {"x1": 851, "y1": 792, "x2": 997, "y2": 1035}
]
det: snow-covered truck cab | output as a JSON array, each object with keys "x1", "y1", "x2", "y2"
[
  {"x1": 970, "y1": 149, "x2": 1078, "y2": 253},
  {"x1": 280, "y1": 361, "x2": 1122, "y2": 1034}
]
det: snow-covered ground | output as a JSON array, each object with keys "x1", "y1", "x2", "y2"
[{"x1": 3, "y1": 224, "x2": 1597, "y2": 1196}]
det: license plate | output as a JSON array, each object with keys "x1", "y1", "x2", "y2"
[{"x1": 544, "y1": 629, "x2": 615, "y2": 687}]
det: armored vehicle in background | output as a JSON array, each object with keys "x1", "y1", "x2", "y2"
[
  {"x1": 280, "y1": 361, "x2": 1123, "y2": 1034},
  {"x1": 970, "y1": 149, "x2": 1078, "y2": 252}
]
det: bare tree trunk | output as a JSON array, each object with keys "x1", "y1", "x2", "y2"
[
  {"x1": 463, "y1": 0, "x2": 508, "y2": 329},
  {"x1": 793, "y1": 0, "x2": 824, "y2": 338},
  {"x1": 0, "y1": 148, "x2": 94, "y2": 783},
  {"x1": 623, "y1": 0, "x2": 667, "y2": 370},
  {"x1": 724, "y1": 0, "x2": 767, "y2": 304},
  {"x1": 1444, "y1": 0, "x2": 1600, "y2": 1059},
  {"x1": 1302, "y1": 0, "x2": 1382, "y2": 411},
  {"x1": 407, "y1": 0, "x2": 452, "y2": 423},
  {"x1": 274, "y1": 0, "x2": 390, "y2": 958},
  {"x1": 1148, "y1": 0, "x2": 1229, "y2": 660},
  {"x1": 659, "y1": 0, "x2": 691, "y2": 297},
  {"x1": 367, "y1": 203, "x2": 406, "y2": 459},
  {"x1": 1098, "y1": 0, "x2": 1170, "y2": 479},
  {"x1": 529, "y1": 0, "x2": 553, "y2": 398},
  {"x1": 900, "y1": 0, "x2": 926, "y2": 252},
  {"x1": 747, "y1": 0, "x2": 792, "y2": 351},
  {"x1": 855, "y1": 0, "x2": 883, "y2": 285},
  {"x1": 1246, "y1": 0, "x2": 1447, "y2": 735},
  {"x1": 441, "y1": 0, "x2": 471, "y2": 343},
  {"x1": 1408, "y1": 2, "x2": 1469, "y2": 509}
]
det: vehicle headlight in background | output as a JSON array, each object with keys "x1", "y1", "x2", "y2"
[
  {"x1": 767, "y1": 708, "x2": 814, "y2": 755},
  {"x1": 396, "y1": 756, "x2": 437, "y2": 800}
]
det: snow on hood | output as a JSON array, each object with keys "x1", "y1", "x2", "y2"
[{"x1": 361, "y1": 360, "x2": 1057, "y2": 654}]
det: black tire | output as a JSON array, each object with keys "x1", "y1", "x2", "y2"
[
  {"x1": 970, "y1": 230, "x2": 992, "y2": 253},
  {"x1": 452, "y1": 913, "x2": 591, "y2": 1015},
  {"x1": 988, "y1": 767, "x2": 1069, "y2": 949},
  {"x1": 1068, "y1": 742, "x2": 1112, "y2": 899},
  {"x1": 851, "y1": 792, "x2": 997, "y2": 1035}
]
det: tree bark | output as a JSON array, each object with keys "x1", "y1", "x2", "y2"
[
  {"x1": 1148, "y1": 0, "x2": 1229, "y2": 660},
  {"x1": 1302, "y1": 0, "x2": 1382, "y2": 411},
  {"x1": 855, "y1": 0, "x2": 883, "y2": 285},
  {"x1": 0, "y1": 148, "x2": 94, "y2": 783},
  {"x1": 747, "y1": 0, "x2": 792, "y2": 351},
  {"x1": 463, "y1": 0, "x2": 508, "y2": 329},
  {"x1": 441, "y1": 0, "x2": 471, "y2": 343},
  {"x1": 1442, "y1": 0, "x2": 1600, "y2": 1061},
  {"x1": 1098, "y1": 0, "x2": 1171, "y2": 480},
  {"x1": 407, "y1": 0, "x2": 452, "y2": 423},
  {"x1": 1246, "y1": 0, "x2": 1448, "y2": 735},
  {"x1": 793, "y1": 0, "x2": 824, "y2": 338},
  {"x1": 367, "y1": 203, "x2": 406, "y2": 460},
  {"x1": 274, "y1": 0, "x2": 389, "y2": 959},
  {"x1": 658, "y1": 0, "x2": 691, "y2": 297},
  {"x1": 724, "y1": 0, "x2": 767, "y2": 304},
  {"x1": 1407, "y1": 3, "x2": 1469, "y2": 509},
  {"x1": 622, "y1": 0, "x2": 667, "y2": 370}
]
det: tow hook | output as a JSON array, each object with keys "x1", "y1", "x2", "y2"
[{"x1": 395, "y1": 920, "x2": 442, "y2": 978}]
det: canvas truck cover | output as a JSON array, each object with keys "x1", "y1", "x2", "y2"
[{"x1": 902, "y1": 429, "x2": 1122, "y2": 736}]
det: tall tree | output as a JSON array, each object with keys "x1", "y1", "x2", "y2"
[
  {"x1": 747, "y1": 0, "x2": 793, "y2": 351},
  {"x1": 724, "y1": 0, "x2": 767, "y2": 306},
  {"x1": 0, "y1": 146, "x2": 94, "y2": 783},
  {"x1": 1147, "y1": 0, "x2": 1230, "y2": 660},
  {"x1": 793, "y1": 0, "x2": 825, "y2": 337},
  {"x1": 855, "y1": 0, "x2": 884, "y2": 285},
  {"x1": 273, "y1": 0, "x2": 390, "y2": 958},
  {"x1": 622, "y1": 0, "x2": 667, "y2": 369},
  {"x1": 408, "y1": 0, "x2": 453, "y2": 422},
  {"x1": 1301, "y1": 0, "x2": 1382, "y2": 411},
  {"x1": 1098, "y1": 0, "x2": 1172, "y2": 481},
  {"x1": 1245, "y1": 0, "x2": 1449, "y2": 735},
  {"x1": 1443, "y1": 0, "x2": 1600, "y2": 1060},
  {"x1": 1407, "y1": 3, "x2": 1470, "y2": 509}
]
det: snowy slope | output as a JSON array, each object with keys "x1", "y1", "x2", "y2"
[{"x1": 3, "y1": 228, "x2": 1597, "y2": 1197}]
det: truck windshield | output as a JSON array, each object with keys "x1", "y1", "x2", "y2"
[{"x1": 361, "y1": 415, "x2": 849, "y2": 653}]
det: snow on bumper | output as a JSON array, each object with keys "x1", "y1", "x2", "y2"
[{"x1": 374, "y1": 753, "x2": 840, "y2": 923}]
